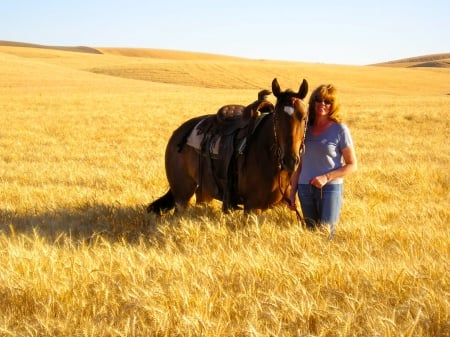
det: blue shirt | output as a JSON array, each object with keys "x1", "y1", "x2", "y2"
[{"x1": 299, "y1": 123, "x2": 353, "y2": 185}]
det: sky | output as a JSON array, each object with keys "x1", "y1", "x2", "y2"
[{"x1": 2, "y1": 0, "x2": 449, "y2": 65}]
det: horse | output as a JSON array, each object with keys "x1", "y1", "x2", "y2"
[{"x1": 147, "y1": 78, "x2": 308, "y2": 214}]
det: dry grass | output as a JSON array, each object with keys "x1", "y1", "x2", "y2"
[{"x1": 0, "y1": 44, "x2": 448, "y2": 337}]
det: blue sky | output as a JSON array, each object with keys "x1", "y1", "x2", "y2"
[{"x1": 2, "y1": 0, "x2": 449, "y2": 65}]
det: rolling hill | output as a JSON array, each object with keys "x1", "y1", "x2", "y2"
[
  {"x1": 373, "y1": 52, "x2": 450, "y2": 68},
  {"x1": 0, "y1": 40, "x2": 101, "y2": 54},
  {"x1": 1, "y1": 40, "x2": 448, "y2": 96},
  {"x1": 1, "y1": 40, "x2": 448, "y2": 67}
]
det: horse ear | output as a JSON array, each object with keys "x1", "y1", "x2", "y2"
[
  {"x1": 297, "y1": 79, "x2": 308, "y2": 99},
  {"x1": 272, "y1": 78, "x2": 281, "y2": 98}
]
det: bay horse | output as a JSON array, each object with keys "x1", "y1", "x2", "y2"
[{"x1": 147, "y1": 78, "x2": 308, "y2": 214}]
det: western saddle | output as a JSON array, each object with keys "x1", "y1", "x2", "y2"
[{"x1": 187, "y1": 89, "x2": 274, "y2": 211}]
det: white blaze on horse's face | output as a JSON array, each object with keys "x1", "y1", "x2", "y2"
[{"x1": 283, "y1": 106, "x2": 295, "y2": 116}]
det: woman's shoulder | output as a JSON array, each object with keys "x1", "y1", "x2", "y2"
[
  {"x1": 333, "y1": 121, "x2": 347, "y2": 128},
  {"x1": 333, "y1": 122, "x2": 351, "y2": 134},
  {"x1": 334, "y1": 123, "x2": 354, "y2": 146}
]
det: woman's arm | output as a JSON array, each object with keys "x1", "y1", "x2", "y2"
[
  {"x1": 311, "y1": 146, "x2": 357, "y2": 188},
  {"x1": 326, "y1": 146, "x2": 357, "y2": 181}
]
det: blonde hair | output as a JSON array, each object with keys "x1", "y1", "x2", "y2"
[{"x1": 307, "y1": 84, "x2": 342, "y2": 125}]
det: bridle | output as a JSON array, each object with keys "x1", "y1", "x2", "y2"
[
  {"x1": 272, "y1": 97, "x2": 308, "y2": 170},
  {"x1": 272, "y1": 97, "x2": 308, "y2": 225}
]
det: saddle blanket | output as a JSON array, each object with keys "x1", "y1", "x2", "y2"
[{"x1": 186, "y1": 119, "x2": 221, "y2": 155}]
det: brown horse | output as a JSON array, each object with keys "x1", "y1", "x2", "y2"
[{"x1": 148, "y1": 78, "x2": 308, "y2": 214}]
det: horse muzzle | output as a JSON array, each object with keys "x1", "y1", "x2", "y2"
[{"x1": 281, "y1": 154, "x2": 300, "y2": 172}]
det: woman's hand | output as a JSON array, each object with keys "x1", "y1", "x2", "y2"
[{"x1": 310, "y1": 174, "x2": 329, "y2": 188}]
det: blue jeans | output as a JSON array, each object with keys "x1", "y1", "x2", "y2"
[{"x1": 297, "y1": 184, "x2": 343, "y2": 236}]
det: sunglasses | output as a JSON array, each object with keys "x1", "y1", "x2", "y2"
[{"x1": 315, "y1": 97, "x2": 333, "y2": 105}]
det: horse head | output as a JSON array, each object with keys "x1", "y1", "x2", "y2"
[{"x1": 271, "y1": 78, "x2": 309, "y2": 172}]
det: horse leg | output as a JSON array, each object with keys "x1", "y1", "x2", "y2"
[
  {"x1": 193, "y1": 159, "x2": 214, "y2": 204},
  {"x1": 167, "y1": 155, "x2": 198, "y2": 210},
  {"x1": 243, "y1": 204, "x2": 263, "y2": 215},
  {"x1": 243, "y1": 206, "x2": 267, "y2": 226},
  {"x1": 148, "y1": 162, "x2": 196, "y2": 214},
  {"x1": 171, "y1": 179, "x2": 197, "y2": 210},
  {"x1": 167, "y1": 143, "x2": 218, "y2": 209},
  {"x1": 195, "y1": 189, "x2": 213, "y2": 203}
]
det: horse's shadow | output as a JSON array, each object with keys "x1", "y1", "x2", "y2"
[
  {"x1": 0, "y1": 201, "x2": 296, "y2": 247},
  {"x1": 0, "y1": 202, "x2": 256, "y2": 246},
  {"x1": 0, "y1": 202, "x2": 162, "y2": 244}
]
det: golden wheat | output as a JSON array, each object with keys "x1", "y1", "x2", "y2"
[{"x1": 0, "y1": 45, "x2": 448, "y2": 336}]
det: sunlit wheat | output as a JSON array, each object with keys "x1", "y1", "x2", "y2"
[{"x1": 0, "y1": 44, "x2": 448, "y2": 336}]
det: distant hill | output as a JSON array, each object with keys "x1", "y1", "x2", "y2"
[
  {"x1": 1, "y1": 40, "x2": 449, "y2": 68},
  {"x1": 373, "y1": 53, "x2": 450, "y2": 68},
  {"x1": 0, "y1": 40, "x2": 102, "y2": 54},
  {"x1": 98, "y1": 47, "x2": 244, "y2": 61},
  {"x1": 0, "y1": 40, "x2": 243, "y2": 61}
]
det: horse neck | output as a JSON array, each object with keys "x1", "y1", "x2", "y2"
[{"x1": 247, "y1": 114, "x2": 279, "y2": 169}]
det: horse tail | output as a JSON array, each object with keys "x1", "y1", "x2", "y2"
[{"x1": 147, "y1": 189, "x2": 175, "y2": 214}]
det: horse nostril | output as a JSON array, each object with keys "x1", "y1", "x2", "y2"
[{"x1": 282, "y1": 155, "x2": 300, "y2": 172}]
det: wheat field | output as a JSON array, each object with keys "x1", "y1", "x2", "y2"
[{"x1": 0, "y1": 44, "x2": 448, "y2": 337}]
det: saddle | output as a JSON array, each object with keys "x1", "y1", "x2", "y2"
[{"x1": 185, "y1": 90, "x2": 274, "y2": 211}]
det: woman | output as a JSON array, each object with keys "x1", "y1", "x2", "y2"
[{"x1": 289, "y1": 84, "x2": 357, "y2": 237}]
